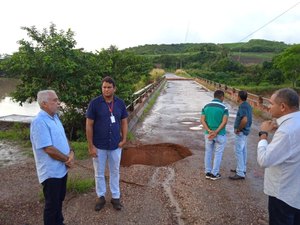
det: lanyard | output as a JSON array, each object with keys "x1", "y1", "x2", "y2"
[{"x1": 106, "y1": 100, "x2": 114, "y2": 115}]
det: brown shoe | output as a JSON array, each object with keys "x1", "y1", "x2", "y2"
[
  {"x1": 111, "y1": 198, "x2": 122, "y2": 210},
  {"x1": 95, "y1": 196, "x2": 106, "y2": 211}
]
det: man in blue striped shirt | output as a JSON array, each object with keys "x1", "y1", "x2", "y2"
[{"x1": 257, "y1": 88, "x2": 300, "y2": 225}]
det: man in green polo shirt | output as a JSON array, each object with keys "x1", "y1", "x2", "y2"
[{"x1": 201, "y1": 90, "x2": 229, "y2": 180}]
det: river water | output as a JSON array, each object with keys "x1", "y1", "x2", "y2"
[
  {"x1": 0, "y1": 78, "x2": 39, "y2": 120},
  {"x1": 0, "y1": 78, "x2": 39, "y2": 167}
]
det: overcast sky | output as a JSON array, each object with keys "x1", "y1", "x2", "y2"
[{"x1": 1, "y1": 0, "x2": 300, "y2": 54}]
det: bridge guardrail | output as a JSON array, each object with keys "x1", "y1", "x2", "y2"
[
  {"x1": 126, "y1": 76, "x2": 166, "y2": 131},
  {"x1": 195, "y1": 77, "x2": 271, "y2": 118}
]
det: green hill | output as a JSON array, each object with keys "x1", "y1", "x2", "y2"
[
  {"x1": 124, "y1": 39, "x2": 290, "y2": 55},
  {"x1": 123, "y1": 39, "x2": 290, "y2": 66}
]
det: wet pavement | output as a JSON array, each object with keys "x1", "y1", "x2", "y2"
[
  {"x1": 135, "y1": 73, "x2": 238, "y2": 148},
  {"x1": 131, "y1": 73, "x2": 268, "y2": 224}
]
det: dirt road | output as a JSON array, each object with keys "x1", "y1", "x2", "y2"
[{"x1": 0, "y1": 74, "x2": 269, "y2": 225}]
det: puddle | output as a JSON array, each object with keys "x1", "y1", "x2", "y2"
[
  {"x1": 0, "y1": 141, "x2": 28, "y2": 167},
  {"x1": 189, "y1": 125, "x2": 203, "y2": 130},
  {"x1": 181, "y1": 121, "x2": 194, "y2": 125}
]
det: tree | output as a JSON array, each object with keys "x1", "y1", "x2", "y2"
[
  {"x1": 2, "y1": 24, "x2": 110, "y2": 139},
  {"x1": 2, "y1": 24, "x2": 152, "y2": 140},
  {"x1": 262, "y1": 61, "x2": 285, "y2": 85},
  {"x1": 274, "y1": 44, "x2": 300, "y2": 87},
  {"x1": 99, "y1": 46, "x2": 152, "y2": 103}
]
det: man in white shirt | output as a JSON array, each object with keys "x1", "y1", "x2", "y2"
[{"x1": 257, "y1": 88, "x2": 300, "y2": 225}]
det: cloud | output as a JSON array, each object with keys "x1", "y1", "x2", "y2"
[{"x1": 1, "y1": 0, "x2": 299, "y2": 54}]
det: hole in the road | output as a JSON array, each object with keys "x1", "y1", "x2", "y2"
[{"x1": 121, "y1": 143, "x2": 192, "y2": 167}]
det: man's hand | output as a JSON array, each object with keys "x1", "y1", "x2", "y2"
[
  {"x1": 208, "y1": 130, "x2": 217, "y2": 140},
  {"x1": 260, "y1": 120, "x2": 277, "y2": 132},
  {"x1": 88, "y1": 145, "x2": 97, "y2": 158},
  {"x1": 118, "y1": 140, "x2": 126, "y2": 148},
  {"x1": 65, "y1": 151, "x2": 75, "y2": 168},
  {"x1": 234, "y1": 129, "x2": 240, "y2": 134}
]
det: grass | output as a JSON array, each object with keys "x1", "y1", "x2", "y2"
[
  {"x1": 252, "y1": 108, "x2": 271, "y2": 120},
  {"x1": 233, "y1": 84, "x2": 300, "y2": 96},
  {"x1": 174, "y1": 69, "x2": 193, "y2": 78},
  {"x1": 0, "y1": 122, "x2": 33, "y2": 156},
  {"x1": 70, "y1": 141, "x2": 89, "y2": 160},
  {"x1": 0, "y1": 122, "x2": 30, "y2": 141},
  {"x1": 38, "y1": 176, "x2": 95, "y2": 201},
  {"x1": 252, "y1": 108, "x2": 263, "y2": 117},
  {"x1": 231, "y1": 51, "x2": 275, "y2": 59},
  {"x1": 140, "y1": 81, "x2": 166, "y2": 121},
  {"x1": 67, "y1": 176, "x2": 94, "y2": 194},
  {"x1": 127, "y1": 131, "x2": 135, "y2": 141}
]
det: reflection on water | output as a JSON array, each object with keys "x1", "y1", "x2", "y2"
[
  {"x1": 0, "y1": 78, "x2": 40, "y2": 118},
  {"x1": 0, "y1": 97, "x2": 39, "y2": 117}
]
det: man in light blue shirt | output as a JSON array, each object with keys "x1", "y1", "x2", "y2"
[
  {"x1": 31, "y1": 90, "x2": 74, "y2": 225},
  {"x1": 257, "y1": 88, "x2": 300, "y2": 225}
]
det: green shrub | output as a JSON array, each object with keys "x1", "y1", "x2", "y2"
[
  {"x1": 127, "y1": 131, "x2": 135, "y2": 141},
  {"x1": 0, "y1": 122, "x2": 30, "y2": 141},
  {"x1": 70, "y1": 142, "x2": 89, "y2": 160},
  {"x1": 67, "y1": 176, "x2": 94, "y2": 194}
]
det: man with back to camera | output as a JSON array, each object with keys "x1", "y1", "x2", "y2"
[
  {"x1": 86, "y1": 76, "x2": 128, "y2": 211},
  {"x1": 201, "y1": 90, "x2": 229, "y2": 180},
  {"x1": 229, "y1": 90, "x2": 252, "y2": 180},
  {"x1": 257, "y1": 88, "x2": 300, "y2": 225},
  {"x1": 30, "y1": 90, "x2": 74, "y2": 225}
]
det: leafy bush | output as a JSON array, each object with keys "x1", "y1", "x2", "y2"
[{"x1": 67, "y1": 176, "x2": 94, "y2": 194}]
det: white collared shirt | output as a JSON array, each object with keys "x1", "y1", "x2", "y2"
[{"x1": 257, "y1": 111, "x2": 300, "y2": 209}]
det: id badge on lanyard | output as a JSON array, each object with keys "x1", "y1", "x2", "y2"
[
  {"x1": 110, "y1": 113, "x2": 116, "y2": 123},
  {"x1": 107, "y1": 101, "x2": 116, "y2": 123}
]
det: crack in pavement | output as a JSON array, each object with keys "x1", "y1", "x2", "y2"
[{"x1": 149, "y1": 167, "x2": 185, "y2": 225}]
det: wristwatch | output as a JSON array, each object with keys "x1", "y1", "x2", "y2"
[{"x1": 258, "y1": 131, "x2": 268, "y2": 137}]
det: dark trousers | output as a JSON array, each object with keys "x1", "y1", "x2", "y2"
[
  {"x1": 268, "y1": 196, "x2": 300, "y2": 225},
  {"x1": 42, "y1": 174, "x2": 67, "y2": 225}
]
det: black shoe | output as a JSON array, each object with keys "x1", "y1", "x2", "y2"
[
  {"x1": 230, "y1": 169, "x2": 246, "y2": 174},
  {"x1": 229, "y1": 174, "x2": 245, "y2": 180},
  {"x1": 205, "y1": 172, "x2": 213, "y2": 179},
  {"x1": 111, "y1": 198, "x2": 122, "y2": 210},
  {"x1": 95, "y1": 196, "x2": 106, "y2": 211},
  {"x1": 210, "y1": 173, "x2": 221, "y2": 180}
]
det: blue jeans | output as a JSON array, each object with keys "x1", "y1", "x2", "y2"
[
  {"x1": 234, "y1": 133, "x2": 248, "y2": 177},
  {"x1": 204, "y1": 134, "x2": 226, "y2": 176},
  {"x1": 268, "y1": 196, "x2": 300, "y2": 225},
  {"x1": 93, "y1": 147, "x2": 122, "y2": 199},
  {"x1": 42, "y1": 173, "x2": 67, "y2": 225}
]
